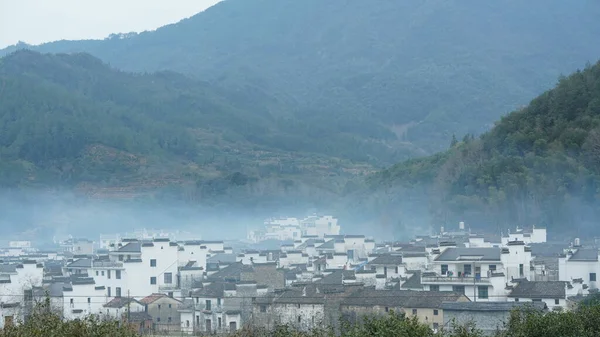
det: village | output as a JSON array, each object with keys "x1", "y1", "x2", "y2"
[{"x1": 0, "y1": 216, "x2": 598, "y2": 335}]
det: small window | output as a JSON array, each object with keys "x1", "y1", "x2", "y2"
[
  {"x1": 394, "y1": 266, "x2": 399, "y2": 274},
  {"x1": 168, "y1": 317, "x2": 172, "y2": 323},
  {"x1": 489, "y1": 265, "x2": 497, "y2": 271},
  {"x1": 101, "y1": 271, "x2": 105, "y2": 276},
  {"x1": 218, "y1": 317, "x2": 222, "y2": 328},
  {"x1": 590, "y1": 273, "x2": 597, "y2": 282},
  {"x1": 116, "y1": 270, "x2": 121, "y2": 279},
  {"x1": 515, "y1": 298, "x2": 519, "y2": 302},
  {"x1": 478, "y1": 286, "x2": 489, "y2": 299},
  {"x1": 441, "y1": 265, "x2": 448, "y2": 275},
  {"x1": 87, "y1": 297, "x2": 91, "y2": 304},
  {"x1": 385, "y1": 307, "x2": 389, "y2": 312},
  {"x1": 186, "y1": 320, "x2": 190, "y2": 328},
  {"x1": 555, "y1": 299, "x2": 560, "y2": 305},
  {"x1": 430, "y1": 285, "x2": 439, "y2": 292},
  {"x1": 95, "y1": 271, "x2": 99, "y2": 276},
  {"x1": 150, "y1": 277, "x2": 156, "y2": 285},
  {"x1": 206, "y1": 300, "x2": 212, "y2": 311},
  {"x1": 107, "y1": 270, "x2": 111, "y2": 279},
  {"x1": 412, "y1": 309, "x2": 417, "y2": 315},
  {"x1": 158, "y1": 304, "x2": 161, "y2": 310},
  {"x1": 217, "y1": 298, "x2": 222, "y2": 306},
  {"x1": 168, "y1": 304, "x2": 172, "y2": 309},
  {"x1": 116, "y1": 287, "x2": 122, "y2": 298},
  {"x1": 164, "y1": 272, "x2": 172, "y2": 284},
  {"x1": 433, "y1": 309, "x2": 439, "y2": 316},
  {"x1": 157, "y1": 317, "x2": 161, "y2": 322},
  {"x1": 118, "y1": 255, "x2": 123, "y2": 261},
  {"x1": 297, "y1": 315, "x2": 301, "y2": 323},
  {"x1": 260, "y1": 305, "x2": 267, "y2": 313},
  {"x1": 433, "y1": 323, "x2": 439, "y2": 330},
  {"x1": 296, "y1": 303, "x2": 301, "y2": 309},
  {"x1": 150, "y1": 259, "x2": 157, "y2": 267}
]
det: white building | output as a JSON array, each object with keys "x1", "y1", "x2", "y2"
[
  {"x1": 501, "y1": 226, "x2": 547, "y2": 246},
  {"x1": 558, "y1": 247, "x2": 599, "y2": 290},
  {"x1": 247, "y1": 216, "x2": 341, "y2": 243},
  {"x1": 0, "y1": 261, "x2": 44, "y2": 327}
]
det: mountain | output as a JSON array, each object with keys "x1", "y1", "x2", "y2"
[
  {"x1": 0, "y1": 50, "x2": 375, "y2": 206},
  {"x1": 370, "y1": 60, "x2": 600, "y2": 233},
  {"x1": 4, "y1": 0, "x2": 600, "y2": 158}
]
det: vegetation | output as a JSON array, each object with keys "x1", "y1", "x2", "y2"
[
  {"x1": 0, "y1": 298, "x2": 138, "y2": 337},
  {"x1": 0, "y1": 50, "x2": 374, "y2": 203},
  {"x1": 4, "y1": 0, "x2": 600, "y2": 155},
  {"x1": 372, "y1": 60, "x2": 600, "y2": 232}
]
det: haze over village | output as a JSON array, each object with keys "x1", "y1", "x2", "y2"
[
  {"x1": 1, "y1": 0, "x2": 600, "y2": 336},
  {"x1": 0, "y1": 215, "x2": 598, "y2": 335}
]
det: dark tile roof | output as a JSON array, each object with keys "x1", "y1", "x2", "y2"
[
  {"x1": 66, "y1": 258, "x2": 92, "y2": 268},
  {"x1": 0, "y1": 264, "x2": 17, "y2": 273},
  {"x1": 207, "y1": 253, "x2": 238, "y2": 264},
  {"x1": 400, "y1": 271, "x2": 422, "y2": 290},
  {"x1": 129, "y1": 312, "x2": 153, "y2": 321},
  {"x1": 569, "y1": 248, "x2": 598, "y2": 262},
  {"x1": 191, "y1": 282, "x2": 235, "y2": 298},
  {"x1": 342, "y1": 289, "x2": 464, "y2": 308},
  {"x1": 316, "y1": 270, "x2": 356, "y2": 285},
  {"x1": 206, "y1": 262, "x2": 253, "y2": 282},
  {"x1": 104, "y1": 297, "x2": 140, "y2": 308},
  {"x1": 441, "y1": 301, "x2": 546, "y2": 311},
  {"x1": 435, "y1": 248, "x2": 501, "y2": 262},
  {"x1": 118, "y1": 242, "x2": 141, "y2": 253},
  {"x1": 317, "y1": 240, "x2": 335, "y2": 250},
  {"x1": 368, "y1": 254, "x2": 403, "y2": 265},
  {"x1": 529, "y1": 243, "x2": 567, "y2": 257},
  {"x1": 508, "y1": 281, "x2": 567, "y2": 299}
]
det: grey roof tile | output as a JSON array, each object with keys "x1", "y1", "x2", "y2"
[
  {"x1": 508, "y1": 281, "x2": 567, "y2": 299},
  {"x1": 435, "y1": 248, "x2": 501, "y2": 262},
  {"x1": 441, "y1": 301, "x2": 546, "y2": 311}
]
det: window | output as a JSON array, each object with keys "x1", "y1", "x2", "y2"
[
  {"x1": 116, "y1": 270, "x2": 121, "y2": 279},
  {"x1": 206, "y1": 300, "x2": 212, "y2": 311},
  {"x1": 217, "y1": 298, "x2": 221, "y2": 306},
  {"x1": 168, "y1": 304, "x2": 172, "y2": 309},
  {"x1": 489, "y1": 265, "x2": 497, "y2": 271},
  {"x1": 478, "y1": 286, "x2": 488, "y2": 299},
  {"x1": 107, "y1": 287, "x2": 111, "y2": 297},
  {"x1": 116, "y1": 287, "x2": 122, "y2": 298},
  {"x1": 433, "y1": 309, "x2": 439, "y2": 316},
  {"x1": 430, "y1": 285, "x2": 439, "y2": 292},
  {"x1": 441, "y1": 265, "x2": 448, "y2": 275},
  {"x1": 196, "y1": 315, "x2": 200, "y2": 326},
  {"x1": 107, "y1": 270, "x2": 111, "y2": 279},
  {"x1": 433, "y1": 323, "x2": 439, "y2": 330},
  {"x1": 87, "y1": 298, "x2": 91, "y2": 304},
  {"x1": 218, "y1": 317, "x2": 222, "y2": 328},
  {"x1": 195, "y1": 297, "x2": 199, "y2": 304},
  {"x1": 463, "y1": 264, "x2": 472, "y2": 275},
  {"x1": 412, "y1": 309, "x2": 417, "y2": 315},
  {"x1": 70, "y1": 298, "x2": 74, "y2": 307},
  {"x1": 101, "y1": 271, "x2": 105, "y2": 276},
  {"x1": 186, "y1": 320, "x2": 190, "y2": 328},
  {"x1": 452, "y1": 286, "x2": 465, "y2": 294},
  {"x1": 297, "y1": 316, "x2": 301, "y2": 323},
  {"x1": 519, "y1": 264, "x2": 524, "y2": 276},
  {"x1": 555, "y1": 299, "x2": 560, "y2": 305},
  {"x1": 150, "y1": 259, "x2": 157, "y2": 267},
  {"x1": 532, "y1": 299, "x2": 542, "y2": 302},
  {"x1": 118, "y1": 255, "x2": 123, "y2": 261},
  {"x1": 296, "y1": 303, "x2": 301, "y2": 309},
  {"x1": 394, "y1": 266, "x2": 399, "y2": 274},
  {"x1": 260, "y1": 305, "x2": 267, "y2": 313},
  {"x1": 157, "y1": 317, "x2": 160, "y2": 322},
  {"x1": 515, "y1": 298, "x2": 519, "y2": 302},
  {"x1": 95, "y1": 271, "x2": 99, "y2": 276},
  {"x1": 168, "y1": 317, "x2": 172, "y2": 323},
  {"x1": 158, "y1": 304, "x2": 161, "y2": 310},
  {"x1": 590, "y1": 273, "x2": 597, "y2": 282},
  {"x1": 164, "y1": 272, "x2": 172, "y2": 284},
  {"x1": 150, "y1": 277, "x2": 157, "y2": 285},
  {"x1": 385, "y1": 307, "x2": 389, "y2": 312}
]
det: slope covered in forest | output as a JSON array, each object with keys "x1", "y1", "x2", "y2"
[
  {"x1": 4, "y1": 0, "x2": 600, "y2": 157},
  {"x1": 371, "y1": 61, "x2": 600, "y2": 232},
  {"x1": 0, "y1": 50, "x2": 373, "y2": 204}
]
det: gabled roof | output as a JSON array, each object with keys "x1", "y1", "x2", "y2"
[
  {"x1": 508, "y1": 281, "x2": 567, "y2": 299},
  {"x1": 441, "y1": 301, "x2": 546, "y2": 311},
  {"x1": 400, "y1": 271, "x2": 422, "y2": 290},
  {"x1": 435, "y1": 248, "x2": 501, "y2": 262},
  {"x1": 139, "y1": 293, "x2": 182, "y2": 305},
  {"x1": 118, "y1": 242, "x2": 141, "y2": 253},
  {"x1": 192, "y1": 282, "x2": 236, "y2": 298},
  {"x1": 0, "y1": 264, "x2": 17, "y2": 273},
  {"x1": 316, "y1": 240, "x2": 335, "y2": 250},
  {"x1": 66, "y1": 258, "x2": 92, "y2": 269},
  {"x1": 206, "y1": 262, "x2": 253, "y2": 282},
  {"x1": 316, "y1": 270, "x2": 356, "y2": 285},
  {"x1": 342, "y1": 289, "x2": 465, "y2": 308},
  {"x1": 368, "y1": 254, "x2": 403, "y2": 265},
  {"x1": 104, "y1": 297, "x2": 141, "y2": 309},
  {"x1": 569, "y1": 248, "x2": 598, "y2": 262}
]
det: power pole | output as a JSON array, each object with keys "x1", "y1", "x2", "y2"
[{"x1": 127, "y1": 290, "x2": 131, "y2": 324}]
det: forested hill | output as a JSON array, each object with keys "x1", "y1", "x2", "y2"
[
  {"x1": 3, "y1": 0, "x2": 600, "y2": 156},
  {"x1": 0, "y1": 50, "x2": 373, "y2": 200},
  {"x1": 371, "y1": 61, "x2": 600, "y2": 233}
]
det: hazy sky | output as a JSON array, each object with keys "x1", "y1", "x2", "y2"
[{"x1": 0, "y1": 0, "x2": 222, "y2": 48}]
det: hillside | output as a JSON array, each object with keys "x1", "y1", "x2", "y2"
[
  {"x1": 371, "y1": 60, "x2": 600, "y2": 233},
  {"x1": 0, "y1": 50, "x2": 374, "y2": 205},
  {"x1": 3, "y1": 0, "x2": 600, "y2": 156}
]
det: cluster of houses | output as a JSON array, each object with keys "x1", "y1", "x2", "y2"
[{"x1": 0, "y1": 218, "x2": 599, "y2": 335}]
